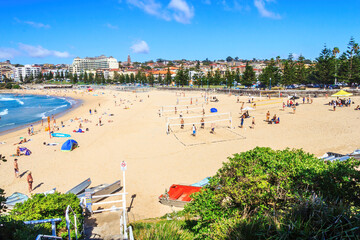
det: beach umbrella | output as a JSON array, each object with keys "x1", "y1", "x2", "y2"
[
  {"x1": 331, "y1": 90, "x2": 353, "y2": 97},
  {"x1": 210, "y1": 108, "x2": 218, "y2": 113},
  {"x1": 242, "y1": 106, "x2": 254, "y2": 111}
]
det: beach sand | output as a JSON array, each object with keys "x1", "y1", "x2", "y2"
[{"x1": 1, "y1": 88, "x2": 360, "y2": 224}]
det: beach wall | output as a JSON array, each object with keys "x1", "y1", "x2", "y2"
[{"x1": 157, "y1": 87, "x2": 360, "y2": 97}]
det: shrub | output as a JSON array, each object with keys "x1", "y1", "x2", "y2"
[
  {"x1": 185, "y1": 147, "x2": 360, "y2": 239},
  {"x1": 9, "y1": 192, "x2": 83, "y2": 239}
]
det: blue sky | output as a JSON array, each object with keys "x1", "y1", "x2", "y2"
[{"x1": 0, "y1": 0, "x2": 359, "y2": 64}]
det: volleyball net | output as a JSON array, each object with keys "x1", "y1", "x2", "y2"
[{"x1": 166, "y1": 112, "x2": 232, "y2": 134}]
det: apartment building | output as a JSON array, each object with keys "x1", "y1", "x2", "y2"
[
  {"x1": 14, "y1": 65, "x2": 41, "y2": 82},
  {"x1": 70, "y1": 55, "x2": 118, "y2": 73}
]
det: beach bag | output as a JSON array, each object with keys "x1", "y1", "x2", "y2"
[{"x1": 25, "y1": 149, "x2": 32, "y2": 156}]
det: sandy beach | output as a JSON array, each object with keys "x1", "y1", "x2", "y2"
[{"x1": 0, "y1": 88, "x2": 360, "y2": 223}]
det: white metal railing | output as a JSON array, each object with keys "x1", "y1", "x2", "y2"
[
  {"x1": 35, "y1": 235, "x2": 62, "y2": 240},
  {"x1": 65, "y1": 205, "x2": 78, "y2": 240}
]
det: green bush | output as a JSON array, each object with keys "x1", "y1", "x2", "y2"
[
  {"x1": 185, "y1": 147, "x2": 360, "y2": 239},
  {"x1": 5, "y1": 83, "x2": 12, "y2": 89},
  {"x1": 12, "y1": 84, "x2": 20, "y2": 89},
  {"x1": 9, "y1": 192, "x2": 83, "y2": 239},
  {"x1": 0, "y1": 215, "x2": 47, "y2": 240}
]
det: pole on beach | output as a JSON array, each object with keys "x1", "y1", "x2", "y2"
[
  {"x1": 121, "y1": 161, "x2": 128, "y2": 239},
  {"x1": 47, "y1": 116, "x2": 51, "y2": 139}
]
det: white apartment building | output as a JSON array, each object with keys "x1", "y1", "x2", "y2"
[
  {"x1": 70, "y1": 55, "x2": 118, "y2": 73},
  {"x1": 14, "y1": 65, "x2": 41, "y2": 82}
]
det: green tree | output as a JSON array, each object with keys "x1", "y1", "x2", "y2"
[
  {"x1": 282, "y1": 54, "x2": 296, "y2": 86},
  {"x1": 258, "y1": 58, "x2": 281, "y2": 88},
  {"x1": 148, "y1": 72, "x2": 155, "y2": 86},
  {"x1": 88, "y1": 73, "x2": 94, "y2": 83},
  {"x1": 165, "y1": 68, "x2": 172, "y2": 86},
  {"x1": 224, "y1": 68, "x2": 234, "y2": 88},
  {"x1": 175, "y1": 66, "x2": 189, "y2": 87},
  {"x1": 315, "y1": 45, "x2": 335, "y2": 85},
  {"x1": 206, "y1": 70, "x2": 213, "y2": 87},
  {"x1": 226, "y1": 56, "x2": 233, "y2": 62},
  {"x1": 242, "y1": 62, "x2": 256, "y2": 87},
  {"x1": 130, "y1": 73, "x2": 135, "y2": 84},
  {"x1": 84, "y1": 71, "x2": 89, "y2": 84},
  {"x1": 125, "y1": 74, "x2": 130, "y2": 84},
  {"x1": 295, "y1": 54, "x2": 308, "y2": 84},
  {"x1": 213, "y1": 69, "x2": 221, "y2": 86},
  {"x1": 234, "y1": 68, "x2": 241, "y2": 87},
  {"x1": 158, "y1": 74, "x2": 163, "y2": 86}
]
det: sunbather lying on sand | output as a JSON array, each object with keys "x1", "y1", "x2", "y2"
[{"x1": 14, "y1": 138, "x2": 30, "y2": 145}]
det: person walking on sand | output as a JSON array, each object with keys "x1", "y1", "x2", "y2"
[
  {"x1": 180, "y1": 118, "x2": 184, "y2": 129},
  {"x1": 292, "y1": 105, "x2": 296, "y2": 114},
  {"x1": 266, "y1": 111, "x2": 270, "y2": 122},
  {"x1": 89, "y1": 109, "x2": 92, "y2": 115},
  {"x1": 252, "y1": 117, "x2": 255, "y2": 129},
  {"x1": 192, "y1": 124, "x2": 196, "y2": 136},
  {"x1": 30, "y1": 125, "x2": 34, "y2": 135},
  {"x1": 240, "y1": 115, "x2": 244, "y2": 128},
  {"x1": 14, "y1": 159, "x2": 19, "y2": 178},
  {"x1": 27, "y1": 172, "x2": 33, "y2": 193}
]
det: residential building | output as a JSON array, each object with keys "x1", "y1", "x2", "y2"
[
  {"x1": 70, "y1": 55, "x2": 118, "y2": 73},
  {"x1": 14, "y1": 65, "x2": 41, "y2": 82},
  {"x1": 0, "y1": 60, "x2": 14, "y2": 81}
]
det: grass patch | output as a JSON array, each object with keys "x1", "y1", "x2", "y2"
[{"x1": 131, "y1": 217, "x2": 196, "y2": 240}]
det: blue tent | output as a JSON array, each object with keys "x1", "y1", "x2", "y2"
[
  {"x1": 61, "y1": 139, "x2": 78, "y2": 152},
  {"x1": 210, "y1": 108, "x2": 218, "y2": 113}
]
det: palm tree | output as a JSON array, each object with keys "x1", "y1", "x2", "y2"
[{"x1": 332, "y1": 47, "x2": 340, "y2": 57}]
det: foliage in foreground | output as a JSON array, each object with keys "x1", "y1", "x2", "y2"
[
  {"x1": 0, "y1": 192, "x2": 83, "y2": 240},
  {"x1": 131, "y1": 219, "x2": 196, "y2": 240},
  {"x1": 185, "y1": 147, "x2": 360, "y2": 239}
]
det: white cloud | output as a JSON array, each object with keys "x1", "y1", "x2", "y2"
[
  {"x1": 18, "y1": 43, "x2": 70, "y2": 58},
  {"x1": 126, "y1": 0, "x2": 170, "y2": 20},
  {"x1": 254, "y1": 0, "x2": 281, "y2": 19},
  {"x1": 0, "y1": 48, "x2": 19, "y2": 59},
  {"x1": 130, "y1": 40, "x2": 150, "y2": 54},
  {"x1": 125, "y1": 0, "x2": 194, "y2": 23},
  {"x1": 14, "y1": 18, "x2": 50, "y2": 29},
  {"x1": 218, "y1": 0, "x2": 248, "y2": 12},
  {"x1": 105, "y1": 23, "x2": 119, "y2": 29},
  {"x1": 168, "y1": 0, "x2": 194, "y2": 24}
]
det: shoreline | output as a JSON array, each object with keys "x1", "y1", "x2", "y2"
[{"x1": 0, "y1": 92, "x2": 82, "y2": 137}]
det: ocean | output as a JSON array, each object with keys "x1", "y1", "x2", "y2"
[{"x1": 0, "y1": 93, "x2": 75, "y2": 133}]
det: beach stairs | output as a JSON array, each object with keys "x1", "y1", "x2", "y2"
[{"x1": 83, "y1": 210, "x2": 134, "y2": 240}]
